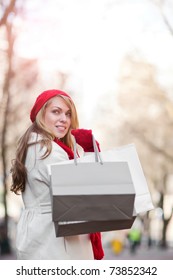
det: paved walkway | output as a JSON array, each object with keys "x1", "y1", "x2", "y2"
[
  {"x1": 0, "y1": 244, "x2": 173, "y2": 260},
  {"x1": 0, "y1": 252, "x2": 16, "y2": 260},
  {"x1": 103, "y1": 243, "x2": 173, "y2": 260}
]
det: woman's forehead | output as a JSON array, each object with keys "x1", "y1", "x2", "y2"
[{"x1": 47, "y1": 96, "x2": 70, "y2": 109}]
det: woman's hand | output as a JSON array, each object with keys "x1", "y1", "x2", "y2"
[{"x1": 71, "y1": 129, "x2": 100, "y2": 152}]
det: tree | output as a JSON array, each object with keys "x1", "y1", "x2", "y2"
[
  {"x1": 0, "y1": 0, "x2": 39, "y2": 254},
  {"x1": 95, "y1": 55, "x2": 173, "y2": 247},
  {"x1": 117, "y1": 56, "x2": 173, "y2": 247},
  {"x1": 0, "y1": 0, "x2": 17, "y2": 254}
]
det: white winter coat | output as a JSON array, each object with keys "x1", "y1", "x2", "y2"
[{"x1": 16, "y1": 132, "x2": 94, "y2": 260}]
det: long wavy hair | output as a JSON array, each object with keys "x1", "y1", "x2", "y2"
[{"x1": 10, "y1": 95, "x2": 79, "y2": 194}]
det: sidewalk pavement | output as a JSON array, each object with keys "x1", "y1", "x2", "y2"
[
  {"x1": 0, "y1": 244, "x2": 173, "y2": 260},
  {"x1": 0, "y1": 252, "x2": 16, "y2": 260},
  {"x1": 103, "y1": 243, "x2": 173, "y2": 260}
]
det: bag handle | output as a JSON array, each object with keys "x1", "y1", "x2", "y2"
[
  {"x1": 73, "y1": 134, "x2": 103, "y2": 165},
  {"x1": 92, "y1": 135, "x2": 103, "y2": 164}
]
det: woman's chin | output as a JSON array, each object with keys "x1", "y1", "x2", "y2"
[{"x1": 55, "y1": 132, "x2": 66, "y2": 139}]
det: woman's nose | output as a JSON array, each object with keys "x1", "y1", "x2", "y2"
[{"x1": 59, "y1": 112, "x2": 67, "y2": 122}]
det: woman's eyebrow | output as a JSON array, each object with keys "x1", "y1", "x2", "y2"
[
  {"x1": 52, "y1": 106, "x2": 62, "y2": 110},
  {"x1": 52, "y1": 106, "x2": 71, "y2": 113}
]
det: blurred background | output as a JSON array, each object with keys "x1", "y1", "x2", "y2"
[{"x1": 0, "y1": 0, "x2": 173, "y2": 260}]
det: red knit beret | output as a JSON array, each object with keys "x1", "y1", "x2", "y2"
[{"x1": 30, "y1": 89, "x2": 71, "y2": 122}]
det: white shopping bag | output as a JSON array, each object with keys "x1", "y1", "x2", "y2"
[{"x1": 78, "y1": 143, "x2": 154, "y2": 215}]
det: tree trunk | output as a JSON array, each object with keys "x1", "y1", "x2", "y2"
[
  {"x1": 0, "y1": 22, "x2": 14, "y2": 255},
  {"x1": 158, "y1": 175, "x2": 172, "y2": 248}
]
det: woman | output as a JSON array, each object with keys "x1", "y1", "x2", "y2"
[{"x1": 11, "y1": 89, "x2": 104, "y2": 260}]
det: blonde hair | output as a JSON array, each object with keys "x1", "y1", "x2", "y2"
[
  {"x1": 36, "y1": 95, "x2": 79, "y2": 149},
  {"x1": 11, "y1": 94, "x2": 79, "y2": 194}
]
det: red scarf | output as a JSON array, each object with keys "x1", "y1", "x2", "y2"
[{"x1": 54, "y1": 138, "x2": 104, "y2": 260}]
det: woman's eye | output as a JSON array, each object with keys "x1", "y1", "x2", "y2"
[
  {"x1": 52, "y1": 110, "x2": 60, "y2": 114},
  {"x1": 66, "y1": 112, "x2": 71, "y2": 117}
]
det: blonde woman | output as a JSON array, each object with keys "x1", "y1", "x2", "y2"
[{"x1": 11, "y1": 89, "x2": 104, "y2": 260}]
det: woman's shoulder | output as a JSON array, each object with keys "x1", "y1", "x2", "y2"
[
  {"x1": 28, "y1": 132, "x2": 44, "y2": 144},
  {"x1": 27, "y1": 132, "x2": 68, "y2": 160}
]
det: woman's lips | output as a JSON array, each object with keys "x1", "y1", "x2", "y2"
[{"x1": 56, "y1": 125, "x2": 66, "y2": 132}]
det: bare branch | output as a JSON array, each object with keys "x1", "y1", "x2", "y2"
[
  {"x1": 160, "y1": 9, "x2": 173, "y2": 36},
  {"x1": 151, "y1": 0, "x2": 173, "y2": 36},
  {"x1": 0, "y1": 0, "x2": 16, "y2": 27},
  {"x1": 128, "y1": 123, "x2": 173, "y2": 163}
]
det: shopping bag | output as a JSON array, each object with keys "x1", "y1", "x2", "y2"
[
  {"x1": 99, "y1": 144, "x2": 154, "y2": 215},
  {"x1": 54, "y1": 217, "x2": 136, "y2": 237},
  {"x1": 69, "y1": 142, "x2": 154, "y2": 215},
  {"x1": 49, "y1": 136, "x2": 136, "y2": 236}
]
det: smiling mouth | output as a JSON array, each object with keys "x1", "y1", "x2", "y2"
[{"x1": 56, "y1": 126, "x2": 66, "y2": 131}]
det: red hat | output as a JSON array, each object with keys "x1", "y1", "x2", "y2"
[{"x1": 30, "y1": 89, "x2": 71, "y2": 122}]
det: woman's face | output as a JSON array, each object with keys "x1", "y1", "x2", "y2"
[{"x1": 44, "y1": 96, "x2": 71, "y2": 139}]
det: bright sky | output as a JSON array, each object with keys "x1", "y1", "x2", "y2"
[{"x1": 14, "y1": 0, "x2": 173, "y2": 121}]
